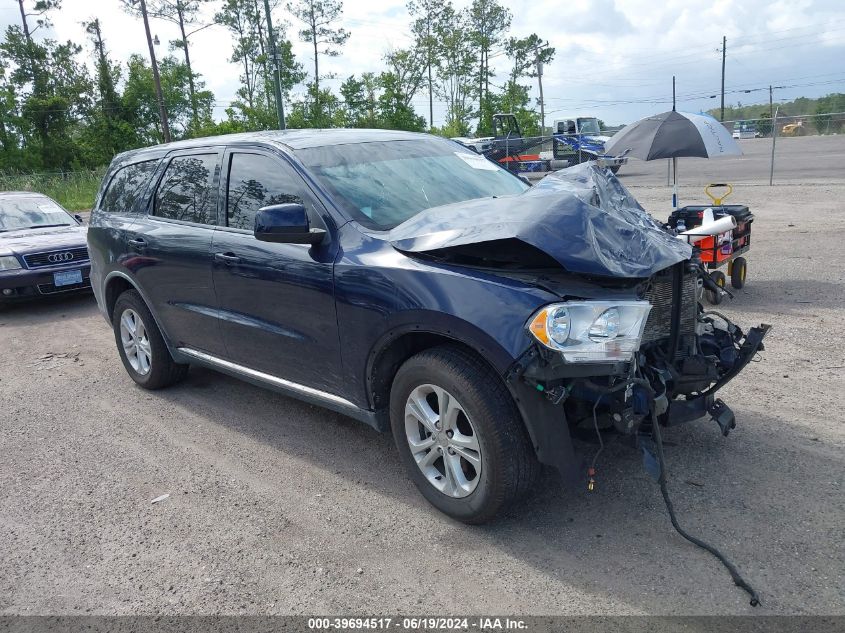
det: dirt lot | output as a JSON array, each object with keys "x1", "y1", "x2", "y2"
[{"x1": 1, "y1": 144, "x2": 843, "y2": 616}]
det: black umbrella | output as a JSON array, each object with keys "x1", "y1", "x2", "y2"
[{"x1": 605, "y1": 110, "x2": 742, "y2": 206}]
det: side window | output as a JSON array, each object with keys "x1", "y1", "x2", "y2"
[
  {"x1": 155, "y1": 154, "x2": 219, "y2": 225},
  {"x1": 226, "y1": 153, "x2": 304, "y2": 230},
  {"x1": 100, "y1": 160, "x2": 158, "y2": 213}
]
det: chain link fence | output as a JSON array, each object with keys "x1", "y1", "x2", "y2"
[{"x1": 714, "y1": 111, "x2": 844, "y2": 137}]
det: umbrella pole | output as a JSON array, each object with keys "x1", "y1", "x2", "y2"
[{"x1": 672, "y1": 156, "x2": 678, "y2": 208}]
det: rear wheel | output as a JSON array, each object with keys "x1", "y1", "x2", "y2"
[
  {"x1": 730, "y1": 257, "x2": 747, "y2": 289},
  {"x1": 390, "y1": 346, "x2": 540, "y2": 524},
  {"x1": 707, "y1": 270, "x2": 727, "y2": 305},
  {"x1": 112, "y1": 290, "x2": 188, "y2": 389}
]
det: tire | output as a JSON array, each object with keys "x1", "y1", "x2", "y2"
[
  {"x1": 112, "y1": 289, "x2": 188, "y2": 390},
  {"x1": 706, "y1": 270, "x2": 727, "y2": 305},
  {"x1": 389, "y1": 345, "x2": 540, "y2": 524},
  {"x1": 730, "y1": 256, "x2": 747, "y2": 289}
]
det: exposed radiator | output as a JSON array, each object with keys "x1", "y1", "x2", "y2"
[{"x1": 641, "y1": 267, "x2": 698, "y2": 346}]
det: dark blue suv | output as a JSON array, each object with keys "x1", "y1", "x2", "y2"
[{"x1": 88, "y1": 130, "x2": 768, "y2": 523}]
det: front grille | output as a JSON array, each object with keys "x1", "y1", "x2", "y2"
[
  {"x1": 23, "y1": 247, "x2": 89, "y2": 269},
  {"x1": 37, "y1": 277, "x2": 92, "y2": 295},
  {"x1": 642, "y1": 267, "x2": 697, "y2": 346}
]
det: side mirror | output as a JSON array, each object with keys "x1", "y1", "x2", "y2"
[
  {"x1": 254, "y1": 203, "x2": 326, "y2": 245},
  {"x1": 73, "y1": 214, "x2": 85, "y2": 224}
]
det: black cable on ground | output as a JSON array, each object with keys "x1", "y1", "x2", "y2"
[{"x1": 650, "y1": 412, "x2": 761, "y2": 607}]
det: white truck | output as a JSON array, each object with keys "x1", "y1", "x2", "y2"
[{"x1": 552, "y1": 116, "x2": 626, "y2": 173}]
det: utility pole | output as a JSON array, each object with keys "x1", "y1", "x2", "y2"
[
  {"x1": 769, "y1": 84, "x2": 773, "y2": 119},
  {"x1": 263, "y1": 0, "x2": 285, "y2": 130},
  {"x1": 537, "y1": 57, "x2": 545, "y2": 136},
  {"x1": 138, "y1": 0, "x2": 171, "y2": 143},
  {"x1": 672, "y1": 75, "x2": 676, "y2": 111},
  {"x1": 533, "y1": 41, "x2": 549, "y2": 136},
  {"x1": 720, "y1": 35, "x2": 726, "y2": 121}
]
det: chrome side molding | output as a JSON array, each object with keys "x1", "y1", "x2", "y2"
[{"x1": 177, "y1": 347, "x2": 360, "y2": 412}]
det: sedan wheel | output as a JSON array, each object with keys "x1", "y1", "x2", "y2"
[
  {"x1": 404, "y1": 384, "x2": 482, "y2": 498},
  {"x1": 119, "y1": 308, "x2": 152, "y2": 376}
]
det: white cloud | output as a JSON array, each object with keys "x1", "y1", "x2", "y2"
[{"x1": 3, "y1": 0, "x2": 843, "y2": 127}]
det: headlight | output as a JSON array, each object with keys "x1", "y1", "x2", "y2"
[
  {"x1": 0, "y1": 255, "x2": 22, "y2": 271},
  {"x1": 527, "y1": 301, "x2": 652, "y2": 363}
]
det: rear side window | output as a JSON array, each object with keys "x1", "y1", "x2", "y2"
[
  {"x1": 225, "y1": 153, "x2": 304, "y2": 230},
  {"x1": 100, "y1": 160, "x2": 157, "y2": 213},
  {"x1": 155, "y1": 154, "x2": 219, "y2": 225}
]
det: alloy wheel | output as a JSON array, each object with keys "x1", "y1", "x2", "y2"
[
  {"x1": 119, "y1": 308, "x2": 152, "y2": 376},
  {"x1": 404, "y1": 384, "x2": 482, "y2": 498}
]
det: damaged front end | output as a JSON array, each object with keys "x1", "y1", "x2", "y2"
[
  {"x1": 390, "y1": 163, "x2": 770, "y2": 481},
  {"x1": 507, "y1": 260, "x2": 770, "y2": 481}
]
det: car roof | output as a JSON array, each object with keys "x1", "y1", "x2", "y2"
[
  {"x1": 113, "y1": 128, "x2": 432, "y2": 164},
  {"x1": 0, "y1": 191, "x2": 53, "y2": 198}
]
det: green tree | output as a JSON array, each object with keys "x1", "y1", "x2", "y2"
[
  {"x1": 1, "y1": 26, "x2": 93, "y2": 170},
  {"x1": 339, "y1": 75, "x2": 369, "y2": 127},
  {"x1": 122, "y1": 54, "x2": 213, "y2": 144},
  {"x1": 145, "y1": 0, "x2": 213, "y2": 132},
  {"x1": 81, "y1": 19, "x2": 135, "y2": 164},
  {"x1": 815, "y1": 93, "x2": 845, "y2": 134},
  {"x1": 215, "y1": 0, "x2": 303, "y2": 131},
  {"x1": 467, "y1": 0, "x2": 511, "y2": 135},
  {"x1": 433, "y1": 6, "x2": 475, "y2": 137},
  {"x1": 287, "y1": 81, "x2": 343, "y2": 128},
  {"x1": 494, "y1": 33, "x2": 553, "y2": 138},
  {"x1": 378, "y1": 71, "x2": 426, "y2": 131},
  {"x1": 287, "y1": 0, "x2": 349, "y2": 122},
  {"x1": 407, "y1": 0, "x2": 449, "y2": 129},
  {"x1": 384, "y1": 48, "x2": 425, "y2": 111}
]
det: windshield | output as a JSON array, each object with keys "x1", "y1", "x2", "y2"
[
  {"x1": 577, "y1": 118, "x2": 601, "y2": 135},
  {"x1": 0, "y1": 196, "x2": 74, "y2": 232},
  {"x1": 296, "y1": 138, "x2": 529, "y2": 230}
]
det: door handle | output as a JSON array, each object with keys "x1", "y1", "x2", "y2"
[
  {"x1": 214, "y1": 252, "x2": 241, "y2": 264},
  {"x1": 127, "y1": 237, "x2": 147, "y2": 250}
]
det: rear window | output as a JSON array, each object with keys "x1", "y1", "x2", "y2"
[
  {"x1": 154, "y1": 154, "x2": 219, "y2": 225},
  {"x1": 100, "y1": 160, "x2": 158, "y2": 213}
]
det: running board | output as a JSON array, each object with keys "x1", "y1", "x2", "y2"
[{"x1": 176, "y1": 347, "x2": 379, "y2": 428}]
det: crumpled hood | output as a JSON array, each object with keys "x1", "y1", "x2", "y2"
[
  {"x1": 389, "y1": 163, "x2": 691, "y2": 278},
  {"x1": 0, "y1": 225, "x2": 87, "y2": 255}
]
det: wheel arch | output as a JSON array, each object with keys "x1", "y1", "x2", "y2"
[
  {"x1": 366, "y1": 320, "x2": 580, "y2": 481},
  {"x1": 103, "y1": 271, "x2": 173, "y2": 350},
  {"x1": 365, "y1": 317, "x2": 518, "y2": 426}
]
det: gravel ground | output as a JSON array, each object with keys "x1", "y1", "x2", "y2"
[{"x1": 1, "y1": 177, "x2": 843, "y2": 616}]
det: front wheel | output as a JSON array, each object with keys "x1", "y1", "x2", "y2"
[
  {"x1": 389, "y1": 346, "x2": 540, "y2": 524},
  {"x1": 112, "y1": 290, "x2": 188, "y2": 389}
]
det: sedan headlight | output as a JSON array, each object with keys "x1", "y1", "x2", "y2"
[
  {"x1": 0, "y1": 255, "x2": 22, "y2": 271},
  {"x1": 527, "y1": 301, "x2": 652, "y2": 363}
]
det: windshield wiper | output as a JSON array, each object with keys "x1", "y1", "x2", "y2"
[{"x1": 24, "y1": 223, "x2": 72, "y2": 229}]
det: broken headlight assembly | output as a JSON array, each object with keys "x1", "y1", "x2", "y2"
[{"x1": 527, "y1": 301, "x2": 652, "y2": 363}]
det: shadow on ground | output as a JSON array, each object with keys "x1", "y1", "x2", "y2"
[{"x1": 149, "y1": 365, "x2": 842, "y2": 614}]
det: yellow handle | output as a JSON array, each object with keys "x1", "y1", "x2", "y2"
[{"x1": 705, "y1": 183, "x2": 733, "y2": 205}]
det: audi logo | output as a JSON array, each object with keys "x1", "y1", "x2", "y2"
[{"x1": 47, "y1": 252, "x2": 74, "y2": 263}]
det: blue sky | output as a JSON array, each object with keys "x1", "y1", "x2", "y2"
[{"x1": 3, "y1": 0, "x2": 844, "y2": 126}]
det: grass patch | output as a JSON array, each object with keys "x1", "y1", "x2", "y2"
[{"x1": 0, "y1": 169, "x2": 106, "y2": 211}]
